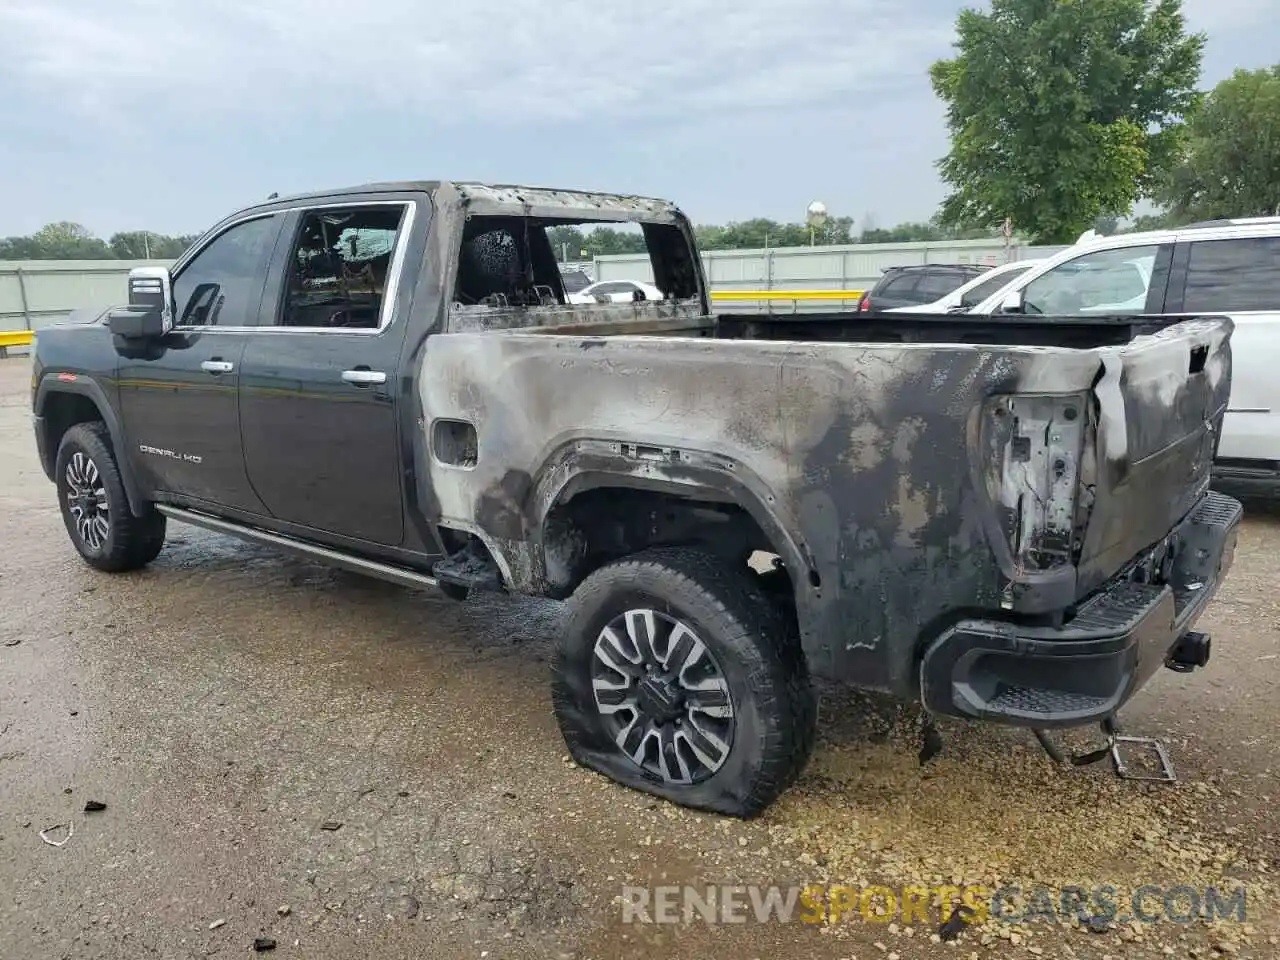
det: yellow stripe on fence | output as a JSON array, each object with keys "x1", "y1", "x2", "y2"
[
  {"x1": 0, "y1": 330, "x2": 34, "y2": 352},
  {"x1": 709, "y1": 289, "x2": 865, "y2": 301}
]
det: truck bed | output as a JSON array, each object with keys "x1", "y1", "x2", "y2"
[
  {"x1": 713, "y1": 310, "x2": 1184, "y2": 349},
  {"x1": 466, "y1": 301, "x2": 1199, "y2": 350},
  {"x1": 421, "y1": 309, "x2": 1231, "y2": 690}
]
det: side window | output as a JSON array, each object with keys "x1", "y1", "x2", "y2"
[
  {"x1": 172, "y1": 216, "x2": 277, "y2": 327},
  {"x1": 592, "y1": 282, "x2": 629, "y2": 295},
  {"x1": 1021, "y1": 245, "x2": 1159, "y2": 315},
  {"x1": 1183, "y1": 237, "x2": 1280, "y2": 312},
  {"x1": 877, "y1": 273, "x2": 918, "y2": 298},
  {"x1": 277, "y1": 205, "x2": 407, "y2": 329},
  {"x1": 916, "y1": 270, "x2": 961, "y2": 299}
]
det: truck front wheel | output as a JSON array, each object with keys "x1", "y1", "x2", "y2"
[
  {"x1": 551, "y1": 547, "x2": 816, "y2": 818},
  {"x1": 55, "y1": 422, "x2": 167, "y2": 573}
]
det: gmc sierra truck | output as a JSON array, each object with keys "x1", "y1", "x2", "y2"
[{"x1": 31, "y1": 181, "x2": 1242, "y2": 817}]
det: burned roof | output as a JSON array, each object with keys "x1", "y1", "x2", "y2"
[{"x1": 235, "y1": 180, "x2": 682, "y2": 224}]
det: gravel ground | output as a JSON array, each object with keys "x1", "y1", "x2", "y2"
[{"x1": 1, "y1": 356, "x2": 1277, "y2": 960}]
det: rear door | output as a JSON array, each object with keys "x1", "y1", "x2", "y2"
[
  {"x1": 237, "y1": 197, "x2": 424, "y2": 547},
  {"x1": 1164, "y1": 234, "x2": 1280, "y2": 462}
]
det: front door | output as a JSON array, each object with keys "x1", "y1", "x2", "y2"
[
  {"x1": 116, "y1": 213, "x2": 282, "y2": 513},
  {"x1": 239, "y1": 202, "x2": 416, "y2": 546}
]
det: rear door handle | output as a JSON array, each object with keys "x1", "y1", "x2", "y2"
[
  {"x1": 201, "y1": 359, "x2": 234, "y2": 374},
  {"x1": 342, "y1": 369, "x2": 387, "y2": 386}
]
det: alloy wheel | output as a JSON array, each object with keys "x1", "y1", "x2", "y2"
[
  {"x1": 590, "y1": 608, "x2": 736, "y2": 785},
  {"x1": 65, "y1": 451, "x2": 110, "y2": 550}
]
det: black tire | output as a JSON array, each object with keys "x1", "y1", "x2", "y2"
[
  {"x1": 552, "y1": 547, "x2": 817, "y2": 818},
  {"x1": 55, "y1": 422, "x2": 167, "y2": 572}
]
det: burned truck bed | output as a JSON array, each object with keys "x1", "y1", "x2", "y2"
[
  {"x1": 422, "y1": 308, "x2": 1233, "y2": 702},
  {"x1": 713, "y1": 310, "x2": 1190, "y2": 349}
]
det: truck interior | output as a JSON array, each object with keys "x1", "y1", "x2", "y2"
[{"x1": 448, "y1": 215, "x2": 706, "y2": 333}]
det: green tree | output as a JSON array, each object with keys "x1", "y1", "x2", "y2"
[
  {"x1": 108, "y1": 231, "x2": 195, "y2": 259},
  {"x1": 546, "y1": 225, "x2": 589, "y2": 261},
  {"x1": 1158, "y1": 65, "x2": 1280, "y2": 221},
  {"x1": 930, "y1": 0, "x2": 1204, "y2": 244},
  {"x1": 0, "y1": 221, "x2": 116, "y2": 259}
]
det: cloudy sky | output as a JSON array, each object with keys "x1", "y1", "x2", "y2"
[{"x1": 0, "y1": 0, "x2": 1274, "y2": 238}]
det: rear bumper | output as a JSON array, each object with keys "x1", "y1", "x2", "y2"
[
  {"x1": 1211, "y1": 459, "x2": 1280, "y2": 499},
  {"x1": 920, "y1": 490, "x2": 1242, "y2": 728}
]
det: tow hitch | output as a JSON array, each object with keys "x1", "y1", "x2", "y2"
[
  {"x1": 1031, "y1": 717, "x2": 1177, "y2": 783},
  {"x1": 1165, "y1": 630, "x2": 1211, "y2": 672}
]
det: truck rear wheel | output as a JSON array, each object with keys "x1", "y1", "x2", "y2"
[
  {"x1": 551, "y1": 547, "x2": 816, "y2": 818},
  {"x1": 55, "y1": 422, "x2": 167, "y2": 572}
]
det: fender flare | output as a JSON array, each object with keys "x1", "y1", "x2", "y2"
[
  {"x1": 528, "y1": 437, "x2": 820, "y2": 593},
  {"x1": 34, "y1": 375, "x2": 149, "y2": 517}
]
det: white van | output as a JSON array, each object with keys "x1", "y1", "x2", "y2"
[{"x1": 969, "y1": 217, "x2": 1280, "y2": 492}]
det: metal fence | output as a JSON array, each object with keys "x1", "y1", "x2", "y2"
[
  {"x1": 0, "y1": 260, "x2": 168, "y2": 334},
  {"x1": 0, "y1": 238, "x2": 1073, "y2": 341},
  {"x1": 594, "y1": 239, "x2": 1069, "y2": 293}
]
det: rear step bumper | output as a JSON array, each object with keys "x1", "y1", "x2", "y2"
[
  {"x1": 1211, "y1": 459, "x2": 1280, "y2": 498},
  {"x1": 919, "y1": 490, "x2": 1243, "y2": 728}
]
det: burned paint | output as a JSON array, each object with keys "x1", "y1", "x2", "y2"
[{"x1": 417, "y1": 312, "x2": 1232, "y2": 695}]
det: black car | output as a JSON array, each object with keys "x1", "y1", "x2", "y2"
[{"x1": 856, "y1": 263, "x2": 987, "y2": 312}]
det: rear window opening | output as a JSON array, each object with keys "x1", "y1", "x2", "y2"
[{"x1": 449, "y1": 216, "x2": 703, "y2": 332}]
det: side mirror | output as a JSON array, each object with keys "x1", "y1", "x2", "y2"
[
  {"x1": 998, "y1": 290, "x2": 1025, "y2": 314},
  {"x1": 107, "y1": 267, "x2": 174, "y2": 339}
]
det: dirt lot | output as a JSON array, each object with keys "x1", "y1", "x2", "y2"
[{"x1": 1, "y1": 355, "x2": 1278, "y2": 960}]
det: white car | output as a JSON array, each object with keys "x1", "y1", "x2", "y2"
[
  {"x1": 887, "y1": 259, "x2": 1043, "y2": 313},
  {"x1": 967, "y1": 216, "x2": 1280, "y2": 491},
  {"x1": 568, "y1": 279, "x2": 665, "y2": 305}
]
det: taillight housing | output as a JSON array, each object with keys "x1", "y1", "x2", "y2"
[
  {"x1": 978, "y1": 392, "x2": 1093, "y2": 607},
  {"x1": 858, "y1": 296, "x2": 872, "y2": 312}
]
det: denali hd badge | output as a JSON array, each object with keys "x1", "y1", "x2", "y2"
[{"x1": 139, "y1": 443, "x2": 201, "y2": 464}]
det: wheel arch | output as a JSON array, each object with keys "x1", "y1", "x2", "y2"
[
  {"x1": 35, "y1": 376, "x2": 148, "y2": 517},
  {"x1": 526, "y1": 439, "x2": 823, "y2": 617}
]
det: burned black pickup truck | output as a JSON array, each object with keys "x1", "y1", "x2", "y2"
[{"x1": 31, "y1": 181, "x2": 1241, "y2": 817}]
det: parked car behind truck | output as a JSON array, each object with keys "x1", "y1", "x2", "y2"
[
  {"x1": 967, "y1": 217, "x2": 1280, "y2": 493},
  {"x1": 31, "y1": 181, "x2": 1242, "y2": 817}
]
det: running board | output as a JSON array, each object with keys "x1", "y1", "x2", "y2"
[{"x1": 155, "y1": 505, "x2": 444, "y2": 594}]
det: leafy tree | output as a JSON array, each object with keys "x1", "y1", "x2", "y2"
[
  {"x1": 108, "y1": 231, "x2": 197, "y2": 259},
  {"x1": 1157, "y1": 65, "x2": 1280, "y2": 221},
  {"x1": 16, "y1": 222, "x2": 115, "y2": 259},
  {"x1": 930, "y1": 0, "x2": 1205, "y2": 243},
  {"x1": 547, "y1": 225, "x2": 589, "y2": 261}
]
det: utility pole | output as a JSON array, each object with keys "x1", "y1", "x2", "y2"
[{"x1": 143, "y1": 231, "x2": 151, "y2": 259}]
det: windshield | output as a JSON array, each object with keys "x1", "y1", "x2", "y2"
[
  {"x1": 959, "y1": 264, "x2": 1034, "y2": 307},
  {"x1": 1021, "y1": 245, "x2": 1158, "y2": 315}
]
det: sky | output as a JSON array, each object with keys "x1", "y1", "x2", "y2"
[{"x1": 0, "y1": 0, "x2": 1275, "y2": 239}]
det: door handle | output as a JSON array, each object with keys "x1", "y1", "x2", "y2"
[
  {"x1": 342, "y1": 369, "x2": 387, "y2": 386},
  {"x1": 201, "y1": 359, "x2": 234, "y2": 374}
]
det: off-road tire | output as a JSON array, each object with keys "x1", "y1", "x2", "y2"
[
  {"x1": 55, "y1": 422, "x2": 167, "y2": 572},
  {"x1": 552, "y1": 546, "x2": 816, "y2": 818}
]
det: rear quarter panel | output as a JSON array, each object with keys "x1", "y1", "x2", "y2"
[{"x1": 417, "y1": 330, "x2": 1111, "y2": 692}]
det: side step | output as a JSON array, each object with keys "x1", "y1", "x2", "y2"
[{"x1": 155, "y1": 505, "x2": 445, "y2": 594}]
